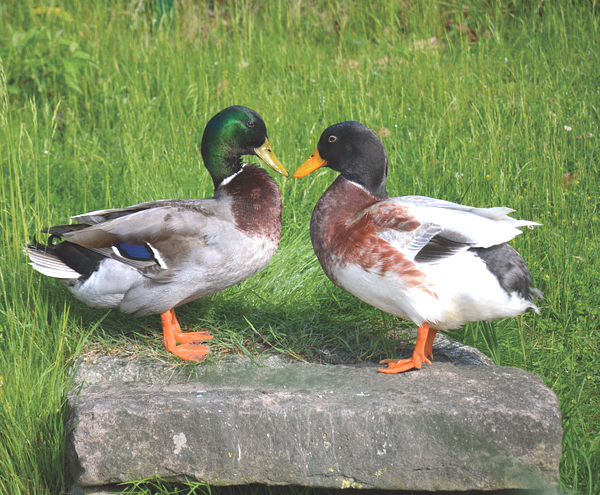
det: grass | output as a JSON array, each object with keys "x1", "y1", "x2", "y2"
[{"x1": 1, "y1": 0, "x2": 599, "y2": 493}]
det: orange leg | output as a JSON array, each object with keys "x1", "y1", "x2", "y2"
[
  {"x1": 379, "y1": 322, "x2": 435, "y2": 374},
  {"x1": 160, "y1": 308, "x2": 210, "y2": 361},
  {"x1": 424, "y1": 326, "x2": 437, "y2": 361},
  {"x1": 169, "y1": 308, "x2": 214, "y2": 344}
]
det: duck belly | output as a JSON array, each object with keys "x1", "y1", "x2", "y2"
[
  {"x1": 332, "y1": 251, "x2": 534, "y2": 331},
  {"x1": 419, "y1": 251, "x2": 536, "y2": 330},
  {"x1": 332, "y1": 262, "x2": 445, "y2": 327}
]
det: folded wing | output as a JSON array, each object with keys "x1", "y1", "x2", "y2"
[
  {"x1": 369, "y1": 196, "x2": 539, "y2": 264},
  {"x1": 37, "y1": 199, "x2": 218, "y2": 282}
]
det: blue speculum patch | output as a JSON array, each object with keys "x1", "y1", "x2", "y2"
[{"x1": 115, "y1": 243, "x2": 154, "y2": 261}]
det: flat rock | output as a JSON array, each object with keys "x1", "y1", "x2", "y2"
[{"x1": 67, "y1": 346, "x2": 561, "y2": 493}]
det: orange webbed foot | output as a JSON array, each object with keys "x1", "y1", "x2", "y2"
[
  {"x1": 165, "y1": 342, "x2": 210, "y2": 362},
  {"x1": 161, "y1": 309, "x2": 211, "y2": 362},
  {"x1": 379, "y1": 356, "x2": 430, "y2": 373},
  {"x1": 174, "y1": 331, "x2": 214, "y2": 344},
  {"x1": 169, "y1": 308, "x2": 214, "y2": 344},
  {"x1": 379, "y1": 323, "x2": 435, "y2": 374}
]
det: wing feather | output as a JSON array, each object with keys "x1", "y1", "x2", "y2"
[
  {"x1": 65, "y1": 200, "x2": 217, "y2": 248},
  {"x1": 70, "y1": 198, "x2": 217, "y2": 224},
  {"x1": 58, "y1": 199, "x2": 220, "y2": 282},
  {"x1": 367, "y1": 197, "x2": 539, "y2": 263}
]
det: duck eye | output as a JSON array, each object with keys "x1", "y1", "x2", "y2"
[
  {"x1": 328, "y1": 135, "x2": 337, "y2": 143},
  {"x1": 246, "y1": 121, "x2": 255, "y2": 128}
]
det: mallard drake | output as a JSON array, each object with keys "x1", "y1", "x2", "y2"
[
  {"x1": 293, "y1": 121, "x2": 542, "y2": 373},
  {"x1": 26, "y1": 106, "x2": 288, "y2": 361}
]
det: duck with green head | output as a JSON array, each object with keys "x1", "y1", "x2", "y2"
[{"x1": 26, "y1": 106, "x2": 288, "y2": 361}]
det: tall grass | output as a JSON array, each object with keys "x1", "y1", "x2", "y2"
[{"x1": 1, "y1": 1, "x2": 599, "y2": 493}]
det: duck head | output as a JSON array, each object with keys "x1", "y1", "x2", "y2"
[
  {"x1": 201, "y1": 106, "x2": 288, "y2": 188},
  {"x1": 293, "y1": 121, "x2": 388, "y2": 199}
]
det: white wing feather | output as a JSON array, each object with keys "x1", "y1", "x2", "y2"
[{"x1": 373, "y1": 196, "x2": 539, "y2": 257}]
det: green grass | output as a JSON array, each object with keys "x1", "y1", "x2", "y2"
[{"x1": 1, "y1": 1, "x2": 599, "y2": 494}]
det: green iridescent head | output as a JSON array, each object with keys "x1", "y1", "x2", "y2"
[{"x1": 201, "y1": 106, "x2": 288, "y2": 188}]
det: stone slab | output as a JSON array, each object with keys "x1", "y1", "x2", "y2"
[
  {"x1": 70, "y1": 485, "x2": 122, "y2": 495},
  {"x1": 67, "y1": 354, "x2": 561, "y2": 492}
]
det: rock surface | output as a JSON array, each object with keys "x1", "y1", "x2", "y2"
[{"x1": 68, "y1": 347, "x2": 561, "y2": 492}]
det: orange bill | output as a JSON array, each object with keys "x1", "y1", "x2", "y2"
[{"x1": 293, "y1": 148, "x2": 328, "y2": 178}]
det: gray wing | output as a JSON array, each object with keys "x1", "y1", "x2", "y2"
[
  {"x1": 71, "y1": 198, "x2": 218, "y2": 224},
  {"x1": 63, "y1": 199, "x2": 225, "y2": 282}
]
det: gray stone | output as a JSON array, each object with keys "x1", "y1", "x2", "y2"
[
  {"x1": 69, "y1": 484, "x2": 123, "y2": 495},
  {"x1": 68, "y1": 352, "x2": 561, "y2": 492}
]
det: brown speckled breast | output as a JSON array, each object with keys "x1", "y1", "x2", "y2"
[
  {"x1": 221, "y1": 164, "x2": 283, "y2": 242},
  {"x1": 310, "y1": 176, "x2": 428, "y2": 289}
]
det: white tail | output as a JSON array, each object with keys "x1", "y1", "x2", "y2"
[{"x1": 25, "y1": 246, "x2": 81, "y2": 279}]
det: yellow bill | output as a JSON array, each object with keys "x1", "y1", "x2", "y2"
[
  {"x1": 253, "y1": 139, "x2": 289, "y2": 177},
  {"x1": 293, "y1": 148, "x2": 328, "y2": 178}
]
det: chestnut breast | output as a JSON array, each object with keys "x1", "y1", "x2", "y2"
[
  {"x1": 310, "y1": 177, "x2": 426, "y2": 288},
  {"x1": 222, "y1": 164, "x2": 283, "y2": 243}
]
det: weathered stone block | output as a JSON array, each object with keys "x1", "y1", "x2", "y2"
[{"x1": 67, "y1": 353, "x2": 561, "y2": 492}]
